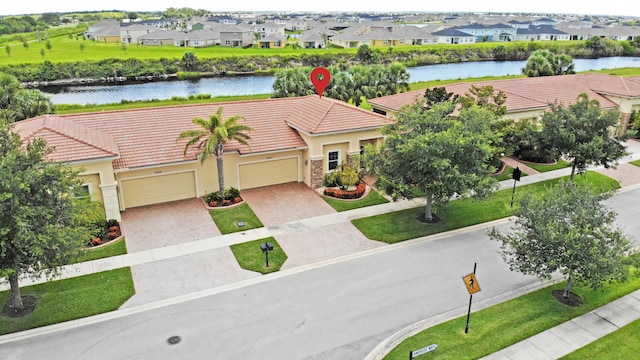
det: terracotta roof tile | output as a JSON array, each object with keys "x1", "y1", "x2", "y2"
[
  {"x1": 13, "y1": 115, "x2": 119, "y2": 163},
  {"x1": 16, "y1": 96, "x2": 390, "y2": 170},
  {"x1": 369, "y1": 73, "x2": 639, "y2": 114}
]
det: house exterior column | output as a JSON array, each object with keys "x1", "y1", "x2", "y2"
[
  {"x1": 100, "y1": 183, "x2": 121, "y2": 221},
  {"x1": 310, "y1": 156, "x2": 324, "y2": 189}
]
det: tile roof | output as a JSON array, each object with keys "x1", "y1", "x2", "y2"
[
  {"x1": 15, "y1": 96, "x2": 390, "y2": 170},
  {"x1": 13, "y1": 115, "x2": 120, "y2": 163},
  {"x1": 368, "y1": 73, "x2": 639, "y2": 114}
]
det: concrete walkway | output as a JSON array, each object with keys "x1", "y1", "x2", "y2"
[{"x1": 2, "y1": 140, "x2": 640, "y2": 358}]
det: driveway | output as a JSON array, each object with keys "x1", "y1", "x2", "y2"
[
  {"x1": 120, "y1": 198, "x2": 221, "y2": 253},
  {"x1": 240, "y1": 182, "x2": 336, "y2": 226}
]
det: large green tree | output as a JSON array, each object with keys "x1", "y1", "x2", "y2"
[
  {"x1": 523, "y1": 49, "x2": 575, "y2": 77},
  {"x1": 539, "y1": 93, "x2": 628, "y2": 180},
  {"x1": 0, "y1": 73, "x2": 55, "y2": 122},
  {"x1": 363, "y1": 99, "x2": 502, "y2": 221},
  {"x1": 489, "y1": 181, "x2": 633, "y2": 300},
  {"x1": 177, "y1": 107, "x2": 252, "y2": 198},
  {"x1": 0, "y1": 121, "x2": 91, "y2": 314}
]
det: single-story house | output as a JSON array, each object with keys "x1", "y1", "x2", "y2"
[
  {"x1": 14, "y1": 96, "x2": 390, "y2": 221},
  {"x1": 258, "y1": 34, "x2": 286, "y2": 48},
  {"x1": 367, "y1": 73, "x2": 640, "y2": 134}
]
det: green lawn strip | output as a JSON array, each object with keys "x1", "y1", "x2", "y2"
[
  {"x1": 630, "y1": 159, "x2": 640, "y2": 167},
  {"x1": 209, "y1": 203, "x2": 264, "y2": 234},
  {"x1": 560, "y1": 318, "x2": 640, "y2": 359},
  {"x1": 525, "y1": 159, "x2": 572, "y2": 173},
  {"x1": 383, "y1": 273, "x2": 640, "y2": 360},
  {"x1": 78, "y1": 237, "x2": 127, "y2": 262},
  {"x1": 323, "y1": 189, "x2": 390, "y2": 212},
  {"x1": 230, "y1": 237, "x2": 287, "y2": 274},
  {"x1": 0, "y1": 267, "x2": 135, "y2": 335},
  {"x1": 353, "y1": 172, "x2": 619, "y2": 244},
  {"x1": 492, "y1": 165, "x2": 528, "y2": 182},
  {"x1": 56, "y1": 93, "x2": 272, "y2": 114}
]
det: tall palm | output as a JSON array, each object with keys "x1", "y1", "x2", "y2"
[{"x1": 177, "y1": 107, "x2": 252, "y2": 197}]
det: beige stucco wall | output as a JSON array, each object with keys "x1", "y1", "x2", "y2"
[{"x1": 73, "y1": 159, "x2": 120, "y2": 221}]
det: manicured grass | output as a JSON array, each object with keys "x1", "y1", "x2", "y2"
[
  {"x1": 56, "y1": 93, "x2": 273, "y2": 114},
  {"x1": 323, "y1": 189, "x2": 390, "y2": 212},
  {"x1": 383, "y1": 267, "x2": 640, "y2": 359},
  {"x1": 230, "y1": 237, "x2": 287, "y2": 274},
  {"x1": 492, "y1": 165, "x2": 528, "y2": 182},
  {"x1": 525, "y1": 159, "x2": 571, "y2": 173},
  {"x1": 630, "y1": 159, "x2": 640, "y2": 167},
  {"x1": 0, "y1": 267, "x2": 135, "y2": 335},
  {"x1": 209, "y1": 203, "x2": 264, "y2": 234},
  {"x1": 78, "y1": 237, "x2": 127, "y2": 262},
  {"x1": 560, "y1": 318, "x2": 640, "y2": 359},
  {"x1": 353, "y1": 172, "x2": 619, "y2": 244}
]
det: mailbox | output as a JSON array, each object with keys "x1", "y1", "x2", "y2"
[{"x1": 260, "y1": 242, "x2": 274, "y2": 253}]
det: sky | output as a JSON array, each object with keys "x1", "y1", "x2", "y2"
[{"x1": 1, "y1": 0, "x2": 638, "y2": 17}]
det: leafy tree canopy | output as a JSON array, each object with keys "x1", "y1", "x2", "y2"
[
  {"x1": 523, "y1": 49, "x2": 575, "y2": 77},
  {"x1": 489, "y1": 181, "x2": 634, "y2": 299}
]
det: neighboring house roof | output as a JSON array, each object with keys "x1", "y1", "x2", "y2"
[
  {"x1": 258, "y1": 34, "x2": 286, "y2": 42},
  {"x1": 13, "y1": 115, "x2": 120, "y2": 163},
  {"x1": 94, "y1": 27, "x2": 121, "y2": 37},
  {"x1": 368, "y1": 73, "x2": 640, "y2": 114},
  {"x1": 14, "y1": 96, "x2": 390, "y2": 170},
  {"x1": 432, "y1": 28, "x2": 475, "y2": 37},
  {"x1": 517, "y1": 25, "x2": 568, "y2": 35}
]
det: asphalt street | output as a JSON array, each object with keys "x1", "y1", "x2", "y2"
[{"x1": 1, "y1": 187, "x2": 639, "y2": 360}]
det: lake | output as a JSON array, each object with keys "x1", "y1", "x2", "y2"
[{"x1": 42, "y1": 57, "x2": 640, "y2": 105}]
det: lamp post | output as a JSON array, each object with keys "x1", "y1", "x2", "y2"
[{"x1": 510, "y1": 167, "x2": 522, "y2": 208}]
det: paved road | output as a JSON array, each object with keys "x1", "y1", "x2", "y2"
[{"x1": 2, "y1": 187, "x2": 638, "y2": 360}]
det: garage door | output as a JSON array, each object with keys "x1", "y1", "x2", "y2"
[
  {"x1": 121, "y1": 172, "x2": 197, "y2": 209},
  {"x1": 239, "y1": 157, "x2": 298, "y2": 189}
]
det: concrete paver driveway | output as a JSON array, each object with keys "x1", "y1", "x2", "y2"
[
  {"x1": 120, "y1": 198, "x2": 220, "y2": 253},
  {"x1": 240, "y1": 182, "x2": 336, "y2": 226}
]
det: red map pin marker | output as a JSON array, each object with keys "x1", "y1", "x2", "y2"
[{"x1": 310, "y1": 67, "x2": 330, "y2": 98}]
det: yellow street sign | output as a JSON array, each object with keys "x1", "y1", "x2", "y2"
[{"x1": 462, "y1": 273, "x2": 481, "y2": 295}]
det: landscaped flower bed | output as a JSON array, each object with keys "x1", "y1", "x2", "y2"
[
  {"x1": 323, "y1": 181, "x2": 367, "y2": 199},
  {"x1": 202, "y1": 187, "x2": 244, "y2": 209},
  {"x1": 88, "y1": 219, "x2": 122, "y2": 247}
]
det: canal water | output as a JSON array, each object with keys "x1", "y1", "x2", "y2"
[{"x1": 42, "y1": 57, "x2": 640, "y2": 105}]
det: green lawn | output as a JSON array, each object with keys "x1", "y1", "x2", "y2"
[
  {"x1": 323, "y1": 188, "x2": 390, "y2": 212},
  {"x1": 230, "y1": 237, "x2": 287, "y2": 274},
  {"x1": 353, "y1": 172, "x2": 619, "y2": 244},
  {"x1": 209, "y1": 203, "x2": 264, "y2": 234},
  {"x1": 78, "y1": 237, "x2": 127, "y2": 262},
  {"x1": 492, "y1": 165, "x2": 528, "y2": 182},
  {"x1": 560, "y1": 318, "x2": 640, "y2": 359},
  {"x1": 0, "y1": 267, "x2": 135, "y2": 335},
  {"x1": 525, "y1": 159, "x2": 572, "y2": 173},
  {"x1": 630, "y1": 159, "x2": 640, "y2": 167},
  {"x1": 383, "y1": 265, "x2": 640, "y2": 359}
]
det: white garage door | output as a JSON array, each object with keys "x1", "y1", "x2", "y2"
[
  {"x1": 121, "y1": 172, "x2": 197, "y2": 209},
  {"x1": 239, "y1": 157, "x2": 298, "y2": 189}
]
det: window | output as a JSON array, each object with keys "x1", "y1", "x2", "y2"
[
  {"x1": 74, "y1": 184, "x2": 91, "y2": 199},
  {"x1": 328, "y1": 151, "x2": 339, "y2": 171}
]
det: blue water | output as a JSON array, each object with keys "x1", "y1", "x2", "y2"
[{"x1": 42, "y1": 57, "x2": 640, "y2": 105}]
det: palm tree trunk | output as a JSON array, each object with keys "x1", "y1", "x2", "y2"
[
  {"x1": 570, "y1": 164, "x2": 576, "y2": 181},
  {"x1": 9, "y1": 271, "x2": 24, "y2": 312},
  {"x1": 424, "y1": 193, "x2": 434, "y2": 222},
  {"x1": 217, "y1": 153, "x2": 225, "y2": 201}
]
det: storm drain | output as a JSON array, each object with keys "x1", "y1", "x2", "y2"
[{"x1": 167, "y1": 335, "x2": 182, "y2": 345}]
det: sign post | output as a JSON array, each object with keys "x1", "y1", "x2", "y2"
[
  {"x1": 462, "y1": 263, "x2": 481, "y2": 334},
  {"x1": 409, "y1": 344, "x2": 437, "y2": 359},
  {"x1": 510, "y1": 167, "x2": 521, "y2": 208}
]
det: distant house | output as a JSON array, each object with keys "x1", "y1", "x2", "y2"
[
  {"x1": 431, "y1": 28, "x2": 476, "y2": 44},
  {"x1": 93, "y1": 27, "x2": 121, "y2": 43},
  {"x1": 138, "y1": 30, "x2": 184, "y2": 46},
  {"x1": 256, "y1": 22, "x2": 286, "y2": 38},
  {"x1": 454, "y1": 23, "x2": 517, "y2": 42},
  {"x1": 182, "y1": 30, "x2": 220, "y2": 47},
  {"x1": 286, "y1": 19, "x2": 308, "y2": 31},
  {"x1": 258, "y1": 34, "x2": 286, "y2": 48},
  {"x1": 516, "y1": 25, "x2": 569, "y2": 41},
  {"x1": 220, "y1": 26, "x2": 254, "y2": 47},
  {"x1": 85, "y1": 19, "x2": 120, "y2": 40},
  {"x1": 298, "y1": 28, "x2": 337, "y2": 48},
  {"x1": 120, "y1": 24, "x2": 158, "y2": 44}
]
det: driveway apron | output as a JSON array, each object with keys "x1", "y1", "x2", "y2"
[
  {"x1": 240, "y1": 182, "x2": 336, "y2": 226},
  {"x1": 120, "y1": 198, "x2": 221, "y2": 253}
]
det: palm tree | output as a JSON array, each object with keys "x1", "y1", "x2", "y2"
[{"x1": 177, "y1": 107, "x2": 253, "y2": 199}]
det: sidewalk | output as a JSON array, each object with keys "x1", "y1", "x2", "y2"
[{"x1": 2, "y1": 141, "x2": 640, "y2": 356}]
